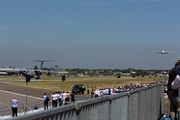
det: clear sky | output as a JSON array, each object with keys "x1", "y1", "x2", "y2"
[{"x1": 0, "y1": 0, "x2": 180, "y2": 70}]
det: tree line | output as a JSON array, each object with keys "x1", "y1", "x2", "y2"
[{"x1": 64, "y1": 68, "x2": 168, "y2": 76}]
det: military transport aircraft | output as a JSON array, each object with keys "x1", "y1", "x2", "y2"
[
  {"x1": 19, "y1": 60, "x2": 54, "y2": 79},
  {"x1": 153, "y1": 49, "x2": 174, "y2": 54}
]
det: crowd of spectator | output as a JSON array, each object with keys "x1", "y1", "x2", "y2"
[
  {"x1": 43, "y1": 91, "x2": 75, "y2": 110},
  {"x1": 42, "y1": 78, "x2": 168, "y2": 111},
  {"x1": 90, "y1": 78, "x2": 168, "y2": 98}
]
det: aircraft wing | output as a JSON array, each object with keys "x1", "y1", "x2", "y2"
[
  {"x1": 153, "y1": 51, "x2": 161, "y2": 54},
  {"x1": 163, "y1": 51, "x2": 174, "y2": 54},
  {"x1": 166, "y1": 51, "x2": 174, "y2": 54},
  {"x1": 153, "y1": 51, "x2": 174, "y2": 54}
]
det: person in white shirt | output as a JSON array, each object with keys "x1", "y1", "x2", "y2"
[
  {"x1": 97, "y1": 89, "x2": 100, "y2": 97},
  {"x1": 105, "y1": 88, "x2": 109, "y2": 95},
  {"x1": 171, "y1": 65, "x2": 180, "y2": 101},
  {"x1": 55, "y1": 92, "x2": 59, "y2": 107},
  {"x1": 115, "y1": 88, "x2": 119, "y2": 93},
  {"x1": 58, "y1": 91, "x2": 62, "y2": 106},
  {"x1": 103, "y1": 89, "x2": 106, "y2": 95},
  {"x1": 51, "y1": 93, "x2": 56, "y2": 108},
  {"x1": 63, "y1": 91, "x2": 66, "y2": 105},
  {"x1": 95, "y1": 90, "x2": 98, "y2": 98}
]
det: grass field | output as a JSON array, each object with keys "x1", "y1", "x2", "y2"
[{"x1": 0, "y1": 75, "x2": 166, "y2": 94}]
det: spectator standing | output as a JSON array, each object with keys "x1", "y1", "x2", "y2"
[
  {"x1": 103, "y1": 89, "x2": 106, "y2": 95},
  {"x1": 171, "y1": 65, "x2": 180, "y2": 100},
  {"x1": 130, "y1": 81, "x2": 132, "y2": 85},
  {"x1": 60, "y1": 92, "x2": 63, "y2": 105},
  {"x1": 11, "y1": 96, "x2": 18, "y2": 117},
  {"x1": 55, "y1": 92, "x2": 58, "y2": 107},
  {"x1": 168, "y1": 59, "x2": 180, "y2": 120},
  {"x1": 100, "y1": 89, "x2": 103, "y2": 97},
  {"x1": 58, "y1": 91, "x2": 62, "y2": 106},
  {"x1": 108, "y1": 88, "x2": 111, "y2": 95},
  {"x1": 111, "y1": 88, "x2": 113, "y2": 94},
  {"x1": 63, "y1": 91, "x2": 66, "y2": 105},
  {"x1": 51, "y1": 93, "x2": 56, "y2": 108},
  {"x1": 71, "y1": 93, "x2": 75, "y2": 102},
  {"x1": 91, "y1": 90, "x2": 94, "y2": 98},
  {"x1": 95, "y1": 89, "x2": 98, "y2": 98},
  {"x1": 43, "y1": 93, "x2": 48, "y2": 110},
  {"x1": 105, "y1": 88, "x2": 109, "y2": 95},
  {"x1": 66, "y1": 92, "x2": 70, "y2": 102},
  {"x1": 87, "y1": 85, "x2": 90, "y2": 94},
  {"x1": 97, "y1": 89, "x2": 100, "y2": 97},
  {"x1": 81, "y1": 85, "x2": 85, "y2": 94}
]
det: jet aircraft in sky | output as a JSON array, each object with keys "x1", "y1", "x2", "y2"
[{"x1": 153, "y1": 49, "x2": 174, "y2": 54}]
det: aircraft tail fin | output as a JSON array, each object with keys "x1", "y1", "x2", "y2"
[{"x1": 32, "y1": 60, "x2": 55, "y2": 70}]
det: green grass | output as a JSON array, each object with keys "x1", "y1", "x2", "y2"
[
  {"x1": 0, "y1": 76, "x2": 25, "y2": 79},
  {"x1": 1, "y1": 75, "x2": 166, "y2": 93}
]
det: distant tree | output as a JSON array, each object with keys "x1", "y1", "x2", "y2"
[
  {"x1": 9, "y1": 66, "x2": 12, "y2": 68},
  {"x1": 42, "y1": 68, "x2": 48, "y2": 70},
  {"x1": 114, "y1": 69, "x2": 120, "y2": 72},
  {"x1": 34, "y1": 65, "x2": 38, "y2": 69},
  {"x1": 65, "y1": 72, "x2": 79, "y2": 75}
]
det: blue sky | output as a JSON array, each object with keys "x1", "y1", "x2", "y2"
[{"x1": 0, "y1": 0, "x2": 180, "y2": 69}]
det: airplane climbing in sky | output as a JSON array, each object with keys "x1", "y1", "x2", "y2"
[{"x1": 153, "y1": 48, "x2": 174, "y2": 54}]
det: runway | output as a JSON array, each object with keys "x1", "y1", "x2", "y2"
[
  {"x1": 0, "y1": 79, "x2": 89, "y2": 109},
  {"x1": 0, "y1": 81, "x2": 54, "y2": 109},
  {"x1": 0, "y1": 89, "x2": 43, "y2": 108}
]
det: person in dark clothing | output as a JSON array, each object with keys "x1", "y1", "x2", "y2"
[
  {"x1": 58, "y1": 91, "x2": 62, "y2": 106},
  {"x1": 71, "y1": 93, "x2": 75, "y2": 102},
  {"x1": 168, "y1": 59, "x2": 180, "y2": 120},
  {"x1": 108, "y1": 88, "x2": 111, "y2": 95},
  {"x1": 55, "y1": 92, "x2": 58, "y2": 107},
  {"x1": 91, "y1": 90, "x2": 94, "y2": 98},
  {"x1": 43, "y1": 93, "x2": 48, "y2": 110}
]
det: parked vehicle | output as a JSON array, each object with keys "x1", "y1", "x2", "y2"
[{"x1": 72, "y1": 84, "x2": 85, "y2": 94}]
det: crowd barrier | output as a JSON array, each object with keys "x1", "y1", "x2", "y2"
[{"x1": 7, "y1": 83, "x2": 164, "y2": 120}]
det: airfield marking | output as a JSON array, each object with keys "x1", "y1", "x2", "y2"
[
  {"x1": 0, "y1": 90, "x2": 43, "y2": 100},
  {"x1": 0, "y1": 102, "x2": 10, "y2": 107}
]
